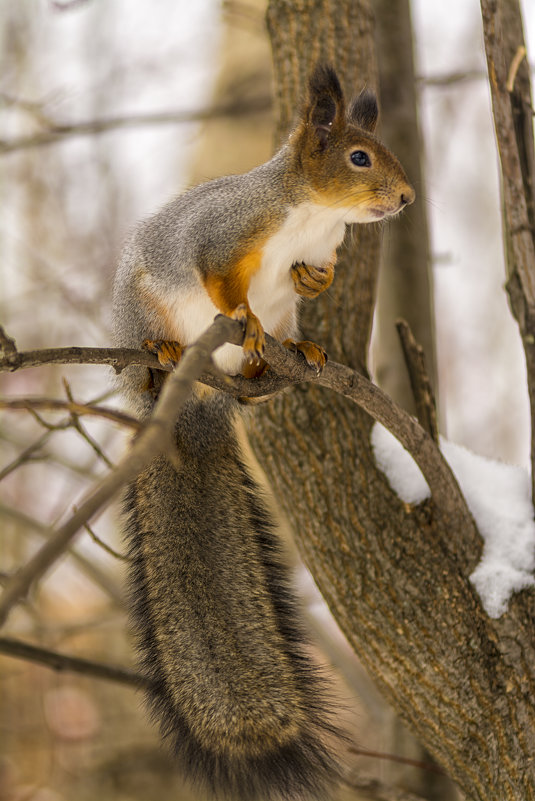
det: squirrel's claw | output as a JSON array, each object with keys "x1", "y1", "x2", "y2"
[
  {"x1": 283, "y1": 338, "x2": 328, "y2": 375},
  {"x1": 143, "y1": 339, "x2": 184, "y2": 368},
  {"x1": 290, "y1": 260, "x2": 335, "y2": 298},
  {"x1": 231, "y1": 304, "x2": 265, "y2": 363}
]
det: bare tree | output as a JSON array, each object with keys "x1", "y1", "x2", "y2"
[
  {"x1": 1, "y1": 1, "x2": 535, "y2": 800},
  {"x1": 249, "y1": 1, "x2": 535, "y2": 799},
  {"x1": 371, "y1": 0, "x2": 437, "y2": 419}
]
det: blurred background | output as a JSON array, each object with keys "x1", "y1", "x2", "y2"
[{"x1": 1, "y1": 1, "x2": 534, "y2": 799}]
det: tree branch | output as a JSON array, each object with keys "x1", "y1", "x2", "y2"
[
  {"x1": 0, "y1": 429, "x2": 62, "y2": 482},
  {"x1": 344, "y1": 774, "x2": 430, "y2": 801},
  {"x1": 0, "y1": 96, "x2": 272, "y2": 156},
  {"x1": 0, "y1": 321, "x2": 471, "y2": 522},
  {"x1": 0, "y1": 315, "x2": 240, "y2": 626},
  {"x1": 348, "y1": 746, "x2": 446, "y2": 776},
  {"x1": 0, "y1": 315, "x2": 475, "y2": 626},
  {"x1": 0, "y1": 397, "x2": 140, "y2": 431},
  {"x1": 0, "y1": 503, "x2": 124, "y2": 605},
  {"x1": 0, "y1": 635, "x2": 147, "y2": 687},
  {"x1": 396, "y1": 318, "x2": 439, "y2": 443},
  {"x1": 83, "y1": 520, "x2": 128, "y2": 561},
  {"x1": 0, "y1": 337, "x2": 163, "y2": 374},
  {"x1": 255, "y1": 333, "x2": 472, "y2": 534},
  {"x1": 480, "y1": 0, "x2": 535, "y2": 504}
]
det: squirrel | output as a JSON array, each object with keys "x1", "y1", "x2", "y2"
[{"x1": 112, "y1": 64, "x2": 414, "y2": 801}]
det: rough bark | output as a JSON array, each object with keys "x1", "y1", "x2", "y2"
[
  {"x1": 480, "y1": 0, "x2": 535, "y2": 506},
  {"x1": 247, "y1": 1, "x2": 535, "y2": 799},
  {"x1": 371, "y1": 0, "x2": 437, "y2": 419}
]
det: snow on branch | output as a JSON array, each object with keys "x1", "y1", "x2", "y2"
[{"x1": 372, "y1": 423, "x2": 535, "y2": 618}]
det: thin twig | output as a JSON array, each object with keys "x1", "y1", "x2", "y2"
[
  {"x1": 0, "y1": 426, "x2": 110, "y2": 479},
  {"x1": 0, "y1": 430, "x2": 55, "y2": 482},
  {"x1": 0, "y1": 315, "x2": 240, "y2": 626},
  {"x1": 63, "y1": 379, "x2": 114, "y2": 468},
  {"x1": 343, "y1": 773, "x2": 429, "y2": 801},
  {"x1": 71, "y1": 418, "x2": 115, "y2": 467},
  {"x1": 0, "y1": 96, "x2": 272, "y2": 155},
  {"x1": 395, "y1": 318, "x2": 439, "y2": 443},
  {"x1": 507, "y1": 45, "x2": 527, "y2": 92},
  {"x1": 348, "y1": 746, "x2": 446, "y2": 775},
  {"x1": 0, "y1": 397, "x2": 140, "y2": 431},
  {"x1": 0, "y1": 91, "x2": 50, "y2": 115},
  {"x1": 26, "y1": 406, "x2": 71, "y2": 432},
  {"x1": 417, "y1": 69, "x2": 487, "y2": 87},
  {"x1": 0, "y1": 636, "x2": 148, "y2": 688},
  {"x1": 83, "y1": 520, "x2": 128, "y2": 562},
  {"x1": 0, "y1": 316, "x2": 476, "y2": 624},
  {"x1": 50, "y1": 0, "x2": 92, "y2": 10},
  {"x1": 0, "y1": 503, "x2": 124, "y2": 605}
]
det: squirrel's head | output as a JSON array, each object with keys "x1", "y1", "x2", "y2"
[{"x1": 292, "y1": 64, "x2": 415, "y2": 222}]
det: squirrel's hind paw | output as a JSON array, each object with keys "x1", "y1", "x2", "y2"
[
  {"x1": 143, "y1": 339, "x2": 184, "y2": 368},
  {"x1": 231, "y1": 303, "x2": 265, "y2": 363},
  {"x1": 283, "y1": 338, "x2": 328, "y2": 375}
]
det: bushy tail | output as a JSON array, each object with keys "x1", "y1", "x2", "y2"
[{"x1": 122, "y1": 392, "x2": 340, "y2": 800}]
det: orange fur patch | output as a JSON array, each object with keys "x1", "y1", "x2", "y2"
[{"x1": 202, "y1": 250, "x2": 263, "y2": 314}]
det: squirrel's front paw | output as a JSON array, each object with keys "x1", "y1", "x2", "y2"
[
  {"x1": 231, "y1": 303, "x2": 265, "y2": 363},
  {"x1": 283, "y1": 338, "x2": 328, "y2": 375},
  {"x1": 290, "y1": 261, "x2": 335, "y2": 298},
  {"x1": 143, "y1": 339, "x2": 183, "y2": 368}
]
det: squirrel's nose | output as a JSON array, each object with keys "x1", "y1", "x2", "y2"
[{"x1": 400, "y1": 185, "x2": 415, "y2": 207}]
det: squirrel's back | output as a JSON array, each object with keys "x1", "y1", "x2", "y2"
[{"x1": 123, "y1": 393, "x2": 339, "y2": 800}]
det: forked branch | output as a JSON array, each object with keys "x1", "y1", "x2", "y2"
[{"x1": 0, "y1": 315, "x2": 475, "y2": 626}]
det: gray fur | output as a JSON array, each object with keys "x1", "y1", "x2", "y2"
[
  {"x1": 113, "y1": 149, "x2": 293, "y2": 324},
  {"x1": 112, "y1": 145, "x2": 340, "y2": 801},
  {"x1": 123, "y1": 395, "x2": 340, "y2": 800},
  {"x1": 112, "y1": 63, "x2": 414, "y2": 800},
  {"x1": 112, "y1": 147, "x2": 297, "y2": 416}
]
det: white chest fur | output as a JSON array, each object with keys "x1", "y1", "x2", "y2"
[
  {"x1": 164, "y1": 202, "x2": 350, "y2": 375},
  {"x1": 248, "y1": 201, "x2": 348, "y2": 326}
]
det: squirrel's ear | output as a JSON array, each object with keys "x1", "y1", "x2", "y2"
[
  {"x1": 306, "y1": 64, "x2": 345, "y2": 147},
  {"x1": 348, "y1": 88, "x2": 378, "y2": 132}
]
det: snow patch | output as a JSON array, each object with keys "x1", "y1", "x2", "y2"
[{"x1": 371, "y1": 423, "x2": 535, "y2": 618}]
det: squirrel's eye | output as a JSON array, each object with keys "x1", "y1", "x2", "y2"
[{"x1": 350, "y1": 150, "x2": 371, "y2": 168}]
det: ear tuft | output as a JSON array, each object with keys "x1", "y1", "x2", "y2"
[
  {"x1": 306, "y1": 64, "x2": 344, "y2": 140},
  {"x1": 308, "y1": 64, "x2": 343, "y2": 108},
  {"x1": 348, "y1": 88, "x2": 378, "y2": 132}
]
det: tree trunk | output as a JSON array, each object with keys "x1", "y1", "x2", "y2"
[
  {"x1": 480, "y1": 0, "x2": 535, "y2": 505},
  {"x1": 247, "y1": 2, "x2": 535, "y2": 798},
  {"x1": 187, "y1": 0, "x2": 273, "y2": 184},
  {"x1": 370, "y1": 5, "x2": 451, "y2": 796},
  {"x1": 371, "y1": 0, "x2": 437, "y2": 419}
]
